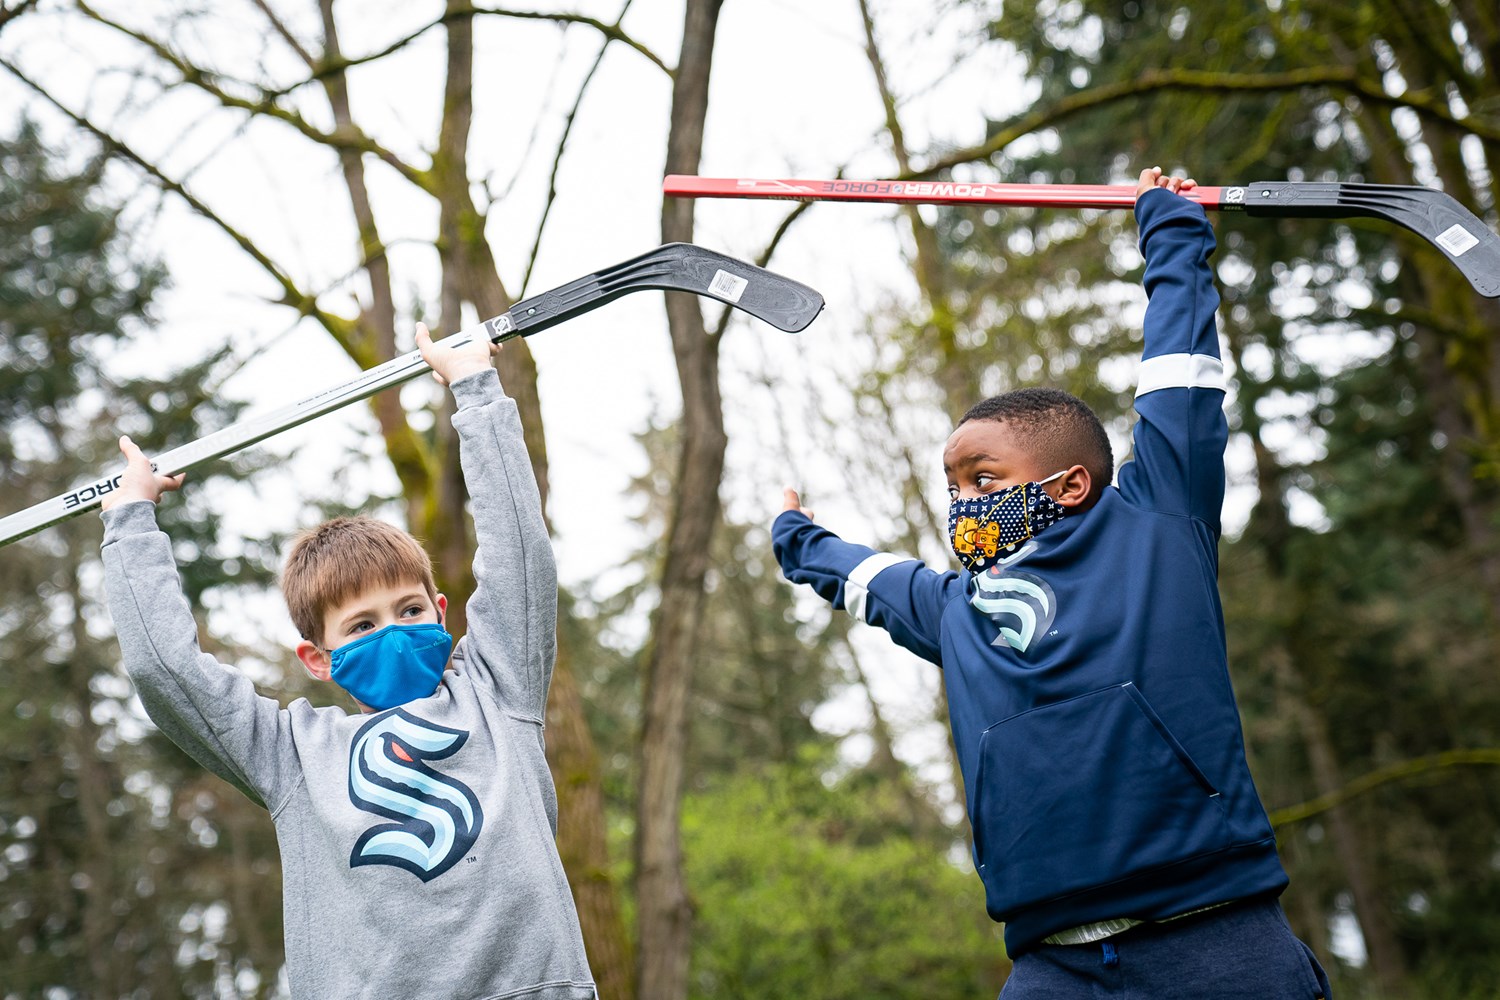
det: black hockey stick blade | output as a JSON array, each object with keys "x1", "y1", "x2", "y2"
[
  {"x1": 0, "y1": 244, "x2": 824, "y2": 548},
  {"x1": 1237, "y1": 182, "x2": 1500, "y2": 298},
  {"x1": 505, "y1": 242, "x2": 824, "y2": 335}
]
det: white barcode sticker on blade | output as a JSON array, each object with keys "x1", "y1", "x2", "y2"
[
  {"x1": 708, "y1": 269, "x2": 748, "y2": 303},
  {"x1": 1436, "y1": 223, "x2": 1480, "y2": 257}
]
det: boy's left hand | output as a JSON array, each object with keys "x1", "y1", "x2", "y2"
[
  {"x1": 416, "y1": 323, "x2": 500, "y2": 387},
  {"x1": 1136, "y1": 166, "x2": 1197, "y2": 199}
]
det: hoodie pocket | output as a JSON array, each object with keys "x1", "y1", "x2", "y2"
[{"x1": 971, "y1": 682, "x2": 1231, "y2": 916}]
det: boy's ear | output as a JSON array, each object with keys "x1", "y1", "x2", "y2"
[
  {"x1": 1054, "y1": 465, "x2": 1093, "y2": 509},
  {"x1": 437, "y1": 593, "x2": 448, "y2": 625},
  {"x1": 296, "y1": 639, "x2": 332, "y2": 682}
]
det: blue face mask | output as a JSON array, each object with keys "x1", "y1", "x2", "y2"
[
  {"x1": 948, "y1": 471, "x2": 1068, "y2": 572},
  {"x1": 328, "y1": 622, "x2": 454, "y2": 710}
]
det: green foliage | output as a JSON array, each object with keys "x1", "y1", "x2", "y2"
[
  {"x1": 684, "y1": 749, "x2": 1007, "y2": 1000},
  {"x1": 568, "y1": 414, "x2": 970, "y2": 987},
  {"x1": 573, "y1": 417, "x2": 855, "y2": 807}
]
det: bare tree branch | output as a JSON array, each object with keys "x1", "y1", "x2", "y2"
[
  {"x1": 259, "y1": 12, "x2": 449, "y2": 100},
  {"x1": 521, "y1": 0, "x2": 636, "y2": 296},
  {"x1": 259, "y1": 3, "x2": 670, "y2": 102},
  {"x1": 914, "y1": 66, "x2": 1500, "y2": 180},
  {"x1": 1349, "y1": 303, "x2": 1481, "y2": 342},
  {"x1": 74, "y1": 0, "x2": 433, "y2": 192},
  {"x1": 1, "y1": 56, "x2": 355, "y2": 345},
  {"x1": 248, "y1": 0, "x2": 317, "y2": 71},
  {"x1": 707, "y1": 199, "x2": 811, "y2": 341},
  {"x1": 1270, "y1": 748, "x2": 1500, "y2": 827},
  {"x1": 469, "y1": 5, "x2": 668, "y2": 75},
  {"x1": 0, "y1": 0, "x2": 39, "y2": 33}
]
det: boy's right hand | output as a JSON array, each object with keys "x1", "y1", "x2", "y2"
[
  {"x1": 782, "y1": 487, "x2": 814, "y2": 520},
  {"x1": 1136, "y1": 166, "x2": 1197, "y2": 199},
  {"x1": 100, "y1": 435, "x2": 185, "y2": 511}
]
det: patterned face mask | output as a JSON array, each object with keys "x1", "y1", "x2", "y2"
[{"x1": 947, "y1": 471, "x2": 1068, "y2": 572}]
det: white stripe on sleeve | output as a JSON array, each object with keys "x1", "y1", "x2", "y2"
[
  {"x1": 1135, "y1": 353, "x2": 1225, "y2": 398},
  {"x1": 845, "y1": 553, "x2": 911, "y2": 623}
]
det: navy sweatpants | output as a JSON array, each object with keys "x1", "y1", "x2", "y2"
[{"x1": 1000, "y1": 898, "x2": 1332, "y2": 999}]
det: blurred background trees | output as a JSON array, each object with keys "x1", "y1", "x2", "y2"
[
  {"x1": 0, "y1": 118, "x2": 289, "y2": 996},
  {"x1": 2, "y1": 0, "x2": 1498, "y2": 997}
]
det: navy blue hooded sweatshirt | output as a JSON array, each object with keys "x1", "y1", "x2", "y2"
[{"x1": 773, "y1": 188, "x2": 1287, "y2": 957}]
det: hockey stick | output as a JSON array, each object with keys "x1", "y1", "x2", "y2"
[
  {"x1": 0, "y1": 243, "x2": 824, "y2": 548},
  {"x1": 663, "y1": 175, "x2": 1500, "y2": 299}
]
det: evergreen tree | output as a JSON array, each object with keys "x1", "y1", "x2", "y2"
[{"x1": 0, "y1": 120, "x2": 287, "y2": 998}]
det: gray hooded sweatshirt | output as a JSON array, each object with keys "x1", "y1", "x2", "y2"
[{"x1": 101, "y1": 370, "x2": 596, "y2": 1000}]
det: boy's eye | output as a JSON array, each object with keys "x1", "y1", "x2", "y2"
[
  {"x1": 401, "y1": 605, "x2": 424, "y2": 618},
  {"x1": 351, "y1": 621, "x2": 372, "y2": 634},
  {"x1": 947, "y1": 484, "x2": 960, "y2": 500}
]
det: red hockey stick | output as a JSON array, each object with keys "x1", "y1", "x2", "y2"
[{"x1": 663, "y1": 175, "x2": 1500, "y2": 299}]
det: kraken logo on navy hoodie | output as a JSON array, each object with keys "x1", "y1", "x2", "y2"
[{"x1": 772, "y1": 188, "x2": 1288, "y2": 957}]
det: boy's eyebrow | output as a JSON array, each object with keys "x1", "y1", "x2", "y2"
[
  {"x1": 335, "y1": 605, "x2": 378, "y2": 631},
  {"x1": 334, "y1": 592, "x2": 424, "y2": 629},
  {"x1": 944, "y1": 451, "x2": 1000, "y2": 473}
]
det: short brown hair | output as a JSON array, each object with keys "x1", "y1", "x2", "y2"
[{"x1": 282, "y1": 516, "x2": 438, "y2": 646}]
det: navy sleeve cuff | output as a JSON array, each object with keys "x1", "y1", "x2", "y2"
[{"x1": 1135, "y1": 187, "x2": 1210, "y2": 247}]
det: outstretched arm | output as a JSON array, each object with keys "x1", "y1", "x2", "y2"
[{"x1": 773, "y1": 489, "x2": 962, "y2": 666}]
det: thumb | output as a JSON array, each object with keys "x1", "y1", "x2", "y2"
[{"x1": 782, "y1": 487, "x2": 814, "y2": 520}]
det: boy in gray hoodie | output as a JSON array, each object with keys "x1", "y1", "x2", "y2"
[{"x1": 99, "y1": 327, "x2": 597, "y2": 999}]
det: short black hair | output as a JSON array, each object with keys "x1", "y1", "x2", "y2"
[{"x1": 959, "y1": 388, "x2": 1113, "y2": 501}]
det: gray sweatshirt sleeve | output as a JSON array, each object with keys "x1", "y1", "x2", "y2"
[
  {"x1": 448, "y1": 369, "x2": 558, "y2": 719},
  {"x1": 100, "y1": 501, "x2": 294, "y2": 810}
]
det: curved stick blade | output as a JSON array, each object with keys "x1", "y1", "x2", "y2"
[
  {"x1": 507, "y1": 242, "x2": 824, "y2": 335},
  {"x1": 1241, "y1": 181, "x2": 1500, "y2": 298}
]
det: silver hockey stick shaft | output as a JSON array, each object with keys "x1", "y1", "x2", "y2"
[
  {"x1": 0, "y1": 318, "x2": 513, "y2": 547},
  {"x1": 0, "y1": 242, "x2": 825, "y2": 548}
]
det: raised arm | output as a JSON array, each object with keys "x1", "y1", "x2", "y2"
[
  {"x1": 101, "y1": 501, "x2": 294, "y2": 810},
  {"x1": 1116, "y1": 168, "x2": 1229, "y2": 534},
  {"x1": 419, "y1": 327, "x2": 556, "y2": 719}
]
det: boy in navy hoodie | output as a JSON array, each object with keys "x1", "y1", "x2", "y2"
[{"x1": 772, "y1": 168, "x2": 1332, "y2": 998}]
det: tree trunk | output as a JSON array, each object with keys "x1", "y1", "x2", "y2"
[
  {"x1": 635, "y1": 3, "x2": 724, "y2": 998},
  {"x1": 1349, "y1": 44, "x2": 1500, "y2": 626},
  {"x1": 1273, "y1": 648, "x2": 1410, "y2": 996},
  {"x1": 64, "y1": 531, "x2": 122, "y2": 994},
  {"x1": 430, "y1": 0, "x2": 482, "y2": 640},
  {"x1": 425, "y1": 8, "x2": 634, "y2": 995},
  {"x1": 315, "y1": 0, "x2": 430, "y2": 529},
  {"x1": 1222, "y1": 324, "x2": 1413, "y2": 995},
  {"x1": 546, "y1": 642, "x2": 635, "y2": 998}
]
